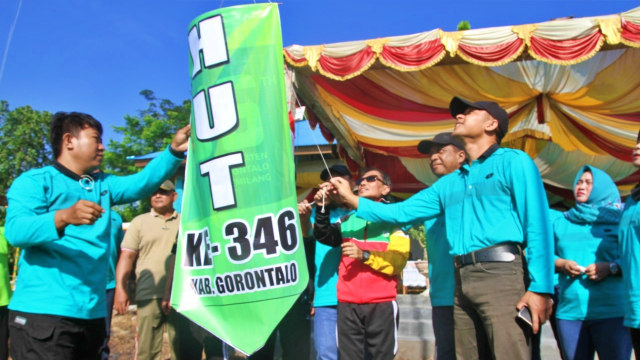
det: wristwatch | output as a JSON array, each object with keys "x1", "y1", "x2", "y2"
[
  {"x1": 362, "y1": 250, "x2": 371, "y2": 262},
  {"x1": 609, "y1": 262, "x2": 620, "y2": 276}
]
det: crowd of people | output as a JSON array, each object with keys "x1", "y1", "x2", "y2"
[{"x1": 0, "y1": 96, "x2": 639, "y2": 360}]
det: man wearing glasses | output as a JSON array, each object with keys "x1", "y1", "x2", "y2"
[
  {"x1": 114, "y1": 180, "x2": 180, "y2": 360},
  {"x1": 314, "y1": 168, "x2": 410, "y2": 360}
]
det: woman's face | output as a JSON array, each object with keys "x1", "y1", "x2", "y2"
[
  {"x1": 633, "y1": 142, "x2": 640, "y2": 168},
  {"x1": 574, "y1": 171, "x2": 593, "y2": 203}
]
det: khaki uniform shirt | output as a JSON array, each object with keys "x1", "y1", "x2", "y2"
[{"x1": 121, "y1": 209, "x2": 180, "y2": 300}]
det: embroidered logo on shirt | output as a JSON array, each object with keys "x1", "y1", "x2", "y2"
[{"x1": 485, "y1": 173, "x2": 494, "y2": 179}]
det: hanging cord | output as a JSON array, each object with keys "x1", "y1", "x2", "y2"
[{"x1": 286, "y1": 67, "x2": 334, "y2": 213}]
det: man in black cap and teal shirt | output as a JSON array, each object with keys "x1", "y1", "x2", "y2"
[
  {"x1": 417, "y1": 132, "x2": 466, "y2": 359},
  {"x1": 298, "y1": 164, "x2": 355, "y2": 360},
  {"x1": 325, "y1": 97, "x2": 554, "y2": 360}
]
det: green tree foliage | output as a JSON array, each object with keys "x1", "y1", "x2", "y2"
[
  {"x1": 406, "y1": 224, "x2": 427, "y2": 260},
  {"x1": 0, "y1": 101, "x2": 53, "y2": 209},
  {"x1": 103, "y1": 90, "x2": 190, "y2": 221},
  {"x1": 457, "y1": 20, "x2": 471, "y2": 31},
  {"x1": 103, "y1": 90, "x2": 190, "y2": 175},
  {"x1": 0, "y1": 101, "x2": 52, "y2": 272}
]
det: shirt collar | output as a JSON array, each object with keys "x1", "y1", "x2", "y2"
[
  {"x1": 477, "y1": 143, "x2": 500, "y2": 161},
  {"x1": 151, "y1": 208, "x2": 178, "y2": 220},
  {"x1": 53, "y1": 161, "x2": 85, "y2": 181},
  {"x1": 463, "y1": 143, "x2": 500, "y2": 166},
  {"x1": 53, "y1": 161, "x2": 101, "y2": 181}
]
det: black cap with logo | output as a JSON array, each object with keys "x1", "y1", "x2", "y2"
[{"x1": 417, "y1": 132, "x2": 465, "y2": 154}]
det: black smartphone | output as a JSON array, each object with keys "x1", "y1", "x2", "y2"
[{"x1": 516, "y1": 306, "x2": 532, "y2": 328}]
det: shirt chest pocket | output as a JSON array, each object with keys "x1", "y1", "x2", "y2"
[{"x1": 467, "y1": 177, "x2": 510, "y2": 210}]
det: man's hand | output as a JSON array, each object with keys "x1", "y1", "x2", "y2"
[
  {"x1": 161, "y1": 298, "x2": 172, "y2": 316},
  {"x1": 516, "y1": 291, "x2": 552, "y2": 334},
  {"x1": 585, "y1": 262, "x2": 610, "y2": 282},
  {"x1": 341, "y1": 242, "x2": 364, "y2": 260},
  {"x1": 298, "y1": 199, "x2": 313, "y2": 237},
  {"x1": 54, "y1": 200, "x2": 104, "y2": 230},
  {"x1": 298, "y1": 199, "x2": 313, "y2": 218},
  {"x1": 170, "y1": 124, "x2": 191, "y2": 153},
  {"x1": 114, "y1": 287, "x2": 130, "y2": 315},
  {"x1": 314, "y1": 186, "x2": 332, "y2": 207},
  {"x1": 328, "y1": 177, "x2": 359, "y2": 209}
]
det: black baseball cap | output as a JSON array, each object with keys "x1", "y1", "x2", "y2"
[
  {"x1": 320, "y1": 164, "x2": 351, "y2": 181},
  {"x1": 449, "y1": 97, "x2": 509, "y2": 138},
  {"x1": 417, "y1": 132, "x2": 465, "y2": 154}
]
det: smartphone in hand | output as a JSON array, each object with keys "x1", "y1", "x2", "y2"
[{"x1": 516, "y1": 306, "x2": 532, "y2": 328}]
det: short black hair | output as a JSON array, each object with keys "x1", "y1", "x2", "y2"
[
  {"x1": 50, "y1": 112, "x2": 103, "y2": 159},
  {"x1": 362, "y1": 167, "x2": 392, "y2": 189}
]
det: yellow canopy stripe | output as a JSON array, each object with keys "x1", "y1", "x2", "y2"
[
  {"x1": 439, "y1": 30, "x2": 464, "y2": 57},
  {"x1": 513, "y1": 24, "x2": 538, "y2": 46},
  {"x1": 502, "y1": 137, "x2": 550, "y2": 160},
  {"x1": 597, "y1": 17, "x2": 623, "y2": 45},
  {"x1": 546, "y1": 103, "x2": 611, "y2": 156}
]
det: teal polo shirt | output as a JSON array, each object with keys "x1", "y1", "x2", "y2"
[
  {"x1": 620, "y1": 191, "x2": 640, "y2": 328},
  {"x1": 424, "y1": 216, "x2": 455, "y2": 307},
  {"x1": 357, "y1": 145, "x2": 554, "y2": 294}
]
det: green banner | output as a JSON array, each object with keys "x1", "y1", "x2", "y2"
[{"x1": 173, "y1": 4, "x2": 308, "y2": 355}]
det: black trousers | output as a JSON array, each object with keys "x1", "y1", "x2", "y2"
[
  {"x1": 630, "y1": 327, "x2": 640, "y2": 360},
  {"x1": 171, "y1": 310, "x2": 224, "y2": 360},
  {"x1": 0, "y1": 306, "x2": 8, "y2": 360},
  {"x1": 337, "y1": 301, "x2": 399, "y2": 360},
  {"x1": 9, "y1": 310, "x2": 106, "y2": 360},
  {"x1": 248, "y1": 293, "x2": 311, "y2": 360}
]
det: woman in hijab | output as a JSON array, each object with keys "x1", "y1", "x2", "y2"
[
  {"x1": 619, "y1": 132, "x2": 640, "y2": 359},
  {"x1": 551, "y1": 165, "x2": 632, "y2": 360}
]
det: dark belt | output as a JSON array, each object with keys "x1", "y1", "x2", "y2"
[{"x1": 454, "y1": 243, "x2": 521, "y2": 268}]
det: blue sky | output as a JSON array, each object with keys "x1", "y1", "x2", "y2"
[{"x1": 0, "y1": 0, "x2": 638, "y2": 144}]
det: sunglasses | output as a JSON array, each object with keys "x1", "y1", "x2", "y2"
[
  {"x1": 153, "y1": 189, "x2": 174, "y2": 196},
  {"x1": 356, "y1": 175, "x2": 385, "y2": 186}
]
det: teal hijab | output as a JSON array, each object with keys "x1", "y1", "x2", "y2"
[{"x1": 564, "y1": 165, "x2": 622, "y2": 224}]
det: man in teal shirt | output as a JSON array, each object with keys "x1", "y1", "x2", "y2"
[
  {"x1": 326, "y1": 97, "x2": 554, "y2": 360},
  {"x1": 416, "y1": 132, "x2": 465, "y2": 360},
  {"x1": 5, "y1": 112, "x2": 190, "y2": 359}
]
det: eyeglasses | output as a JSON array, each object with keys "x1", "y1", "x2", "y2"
[{"x1": 356, "y1": 175, "x2": 385, "y2": 186}]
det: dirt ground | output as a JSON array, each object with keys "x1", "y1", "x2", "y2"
[
  {"x1": 108, "y1": 309, "x2": 160, "y2": 360},
  {"x1": 108, "y1": 308, "x2": 246, "y2": 360}
]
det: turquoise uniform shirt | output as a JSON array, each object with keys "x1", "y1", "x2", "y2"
[
  {"x1": 424, "y1": 216, "x2": 454, "y2": 307},
  {"x1": 5, "y1": 147, "x2": 183, "y2": 319},
  {"x1": 620, "y1": 190, "x2": 640, "y2": 328},
  {"x1": 552, "y1": 211, "x2": 625, "y2": 320},
  {"x1": 552, "y1": 165, "x2": 625, "y2": 320},
  {"x1": 310, "y1": 206, "x2": 353, "y2": 307},
  {"x1": 357, "y1": 146, "x2": 554, "y2": 294},
  {"x1": 106, "y1": 212, "x2": 124, "y2": 290}
]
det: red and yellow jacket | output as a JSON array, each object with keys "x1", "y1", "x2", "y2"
[{"x1": 314, "y1": 208, "x2": 410, "y2": 304}]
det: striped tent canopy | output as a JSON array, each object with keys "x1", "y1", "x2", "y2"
[{"x1": 285, "y1": 6, "x2": 640, "y2": 200}]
